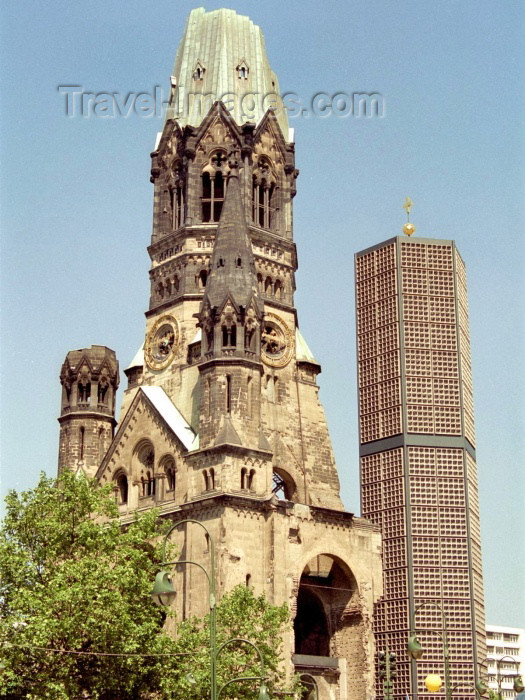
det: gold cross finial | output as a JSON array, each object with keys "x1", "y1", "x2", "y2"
[{"x1": 402, "y1": 197, "x2": 416, "y2": 236}]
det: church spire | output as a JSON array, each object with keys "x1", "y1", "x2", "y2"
[
  {"x1": 198, "y1": 148, "x2": 263, "y2": 361},
  {"x1": 203, "y1": 148, "x2": 261, "y2": 313},
  {"x1": 167, "y1": 7, "x2": 289, "y2": 137}
]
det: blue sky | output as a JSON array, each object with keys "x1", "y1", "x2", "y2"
[{"x1": 1, "y1": 1, "x2": 523, "y2": 627}]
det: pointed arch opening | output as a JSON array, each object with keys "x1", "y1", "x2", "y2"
[
  {"x1": 222, "y1": 324, "x2": 237, "y2": 349},
  {"x1": 294, "y1": 554, "x2": 363, "y2": 678},
  {"x1": 252, "y1": 156, "x2": 277, "y2": 229},
  {"x1": 115, "y1": 471, "x2": 128, "y2": 505},
  {"x1": 203, "y1": 468, "x2": 216, "y2": 492},
  {"x1": 169, "y1": 180, "x2": 184, "y2": 230},
  {"x1": 161, "y1": 455, "x2": 176, "y2": 495},
  {"x1": 79, "y1": 426, "x2": 85, "y2": 461},
  {"x1": 134, "y1": 440, "x2": 155, "y2": 499},
  {"x1": 272, "y1": 468, "x2": 296, "y2": 501},
  {"x1": 201, "y1": 150, "x2": 227, "y2": 222}
]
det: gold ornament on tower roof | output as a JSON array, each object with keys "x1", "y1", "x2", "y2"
[{"x1": 402, "y1": 196, "x2": 416, "y2": 236}]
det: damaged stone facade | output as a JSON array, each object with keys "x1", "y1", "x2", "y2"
[{"x1": 58, "y1": 9, "x2": 383, "y2": 699}]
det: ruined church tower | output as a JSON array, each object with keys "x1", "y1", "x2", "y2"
[{"x1": 59, "y1": 9, "x2": 382, "y2": 698}]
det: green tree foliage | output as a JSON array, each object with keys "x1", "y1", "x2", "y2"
[
  {"x1": 0, "y1": 471, "x2": 179, "y2": 699},
  {"x1": 0, "y1": 472, "x2": 296, "y2": 699},
  {"x1": 170, "y1": 584, "x2": 296, "y2": 699}
]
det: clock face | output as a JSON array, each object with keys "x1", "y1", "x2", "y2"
[
  {"x1": 261, "y1": 313, "x2": 293, "y2": 368},
  {"x1": 145, "y1": 315, "x2": 179, "y2": 370}
]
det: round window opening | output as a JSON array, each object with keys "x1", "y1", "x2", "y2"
[{"x1": 261, "y1": 313, "x2": 293, "y2": 367}]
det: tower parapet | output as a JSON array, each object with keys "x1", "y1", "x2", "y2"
[{"x1": 58, "y1": 345, "x2": 119, "y2": 477}]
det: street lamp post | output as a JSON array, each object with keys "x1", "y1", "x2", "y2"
[
  {"x1": 151, "y1": 518, "x2": 270, "y2": 700},
  {"x1": 299, "y1": 672, "x2": 319, "y2": 700},
  {"x1": 476, "y1": 656, "x2": 524, "y2": 700},
  {"x1": 407, "y1": 601, "x2": 452, "y2": 700},
  {"x1": 216, "y1": 638, "x2": 269, "y2": 699}
]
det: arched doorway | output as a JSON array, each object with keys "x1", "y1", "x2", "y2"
[
  {"x1": 294, "y1": 554, "x2": 364, "y2": 659},
  {"x1": 294, "y1": 586, "x2": 330, "y2": 656},
  {"x1": 293, "y1": 554, "x2": 366, "y2": 699}
]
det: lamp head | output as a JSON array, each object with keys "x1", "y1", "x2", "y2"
[
  {"x1": 407, "y1": 635, "x2": 424, "y2": 660},
  {"x1": 425, "y1": 674, "x2": 443, "y2": 693},
  {"x1": 475, "y1": 679, "x2": 489, "y2": 696},
  {"x1": 258, "y1": 682, "x2": 271, "y2": 700},
  {"x1": 513, "y1": 676, "x2": 524, "y2": 694},
  {"x1": 186, "y1": 672, "x2": 196, "y2": 686},
  {"x1": 151, "y1": 570, "x2": 176, "y2": 606}
]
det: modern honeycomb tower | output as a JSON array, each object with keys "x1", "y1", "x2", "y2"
[
  {"x1": 355, "y1": 235, "x2": 486, "y2": 699},
  {"x1": 58, "y1": 9, "x2": 383, "y2": 699}
]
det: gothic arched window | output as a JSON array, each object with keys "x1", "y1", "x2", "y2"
[
  {"x1": 193, "y1": 61, "x2": 205, "y2": 81},
  {"x1": 116, "y1": 472, "x2": 128, "y2": 505},
  {"x1": 253, "y1": 182, "x2": 275, "y2": 228},
  {"x1": 162, "y1": 457, "x2": 176, "y2": 492},
  {"x1": 241, "y1": 468, "x2": 255, "y2": 492},
  {"x1": 169, "y1": 182, "x2": 184, "y2": 230},
  {"x1": 203, "y1": 468, "x2": 216, "y2": 492},
  {"x1": 272, "y1": 468, "x2": 295, "y2": 501},
  {"x1": 143, "y1": 470, "x2": 155, "y2": 496},
  {"x1": 222, "y1": 324, "x2": 236, "y2": 349},
  {"x1": 135, "y1": 441, "x2": 155, "y2": 498},
  {"x1": 252, "y1": 157, "x2": 276, "y2": 230},
  {"x1": 201, "y1": 152, "x2": 227, "y2": 222},
  {"x1": 79, "y1": 426, "x2": 85, "y2": 461},
  {"x1": 78, "y1": 378, "x2": 91, "y2": 404}
]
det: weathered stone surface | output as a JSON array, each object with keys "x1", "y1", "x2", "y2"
[{"x1": 58, "y1": 10, "x2": 382, "y2": 699}]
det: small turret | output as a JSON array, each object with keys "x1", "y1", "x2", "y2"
[{"x1": 58, "y1": 346, "x2": 119, "y2": 477}]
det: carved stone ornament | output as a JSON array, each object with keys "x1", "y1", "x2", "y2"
[
  {"x1": 145, "y1": 314, "x2": 180, "y2": 370},
  {"x1": 261, "y1": 313, "x2": 293, "y2": 367}
]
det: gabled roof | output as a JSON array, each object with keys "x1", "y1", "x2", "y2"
[
  {"x1": 141, "y1": 386, "x2": 199, "y2": 451},
  {"x1": 96, "y1": 386, "x2": 199, "y2": 480},
  {"x1": 192, "y1": 100, "x2": 242, "y2": 147},
  {"x1": 254, "y1": 108, "x2": 290, "y2": 154}
]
